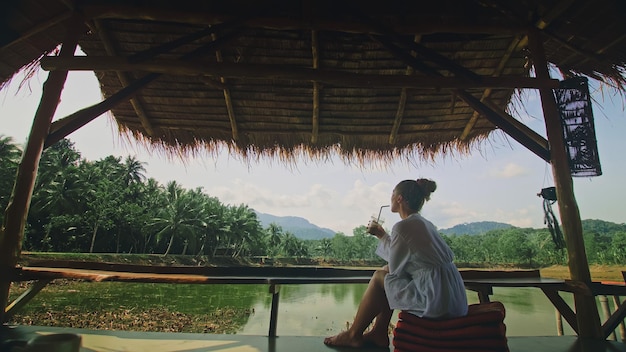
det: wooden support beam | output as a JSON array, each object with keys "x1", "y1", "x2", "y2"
[
  {"x1": 553, "y1": 30, "x2": 626, "y2": 70},
  {"x1": 390, "y1": 89, "x2": 408, "y2": 145},
  {"x1": 46, "y1": 29, "x2": 244, "y2": 147},
  {"x1": 541, "y1": 288, "x2": 579, "y2": 334},
  {"x1": 360, "y1": 14, "x2": 480, "y2": 82},
  {"x1": 45, "y1": 73, "x2": 160, "y2": 148},
  {"x1": 461, "y1": 35, "x2": 522, "y2": 140},
  {"x1": 362, "y1": 20, "x2": 550, "y2": 160},
  {"x1": 268, "y1": 284, "x2": 280, "y2": 338},
  {"x1": 1, "y1": 11, "x2": 73, "y2": 50},
  {"x1": 389, "y1": 35, "x2": 420, "y2": 145},
  {"x1": 482, "y1": 98, "x2": 549, "y2": 150},
  {"x1": 89, "y1": 15, "x2": 239, "y2": 138},
  {"x1": 0, "y1": 15, "x2": 83, "y2": 323},
  {"x1": 92, "y1": 19, "x2": 156, "y2": 137},
  {"x1": 129, "y1": 20, "x2": 244, "y2": 64},
  {"x1": 370, "y1": 35, "x2": 438, "y2": 76},
  {"x1": 310, "y1": 30, "x2": 320, "y2": 144},
  {"x1": 212, "y1": 33, "x2": 239, "y2": 142},
  {"x1": 601, "y1": 297, "x2": 626, "y2": 340},
  {"x1": 455, "y1": 90, "x2": 551, "y2": 162},
  {"x1": 39, "y1": 56, "x2": 561, "y2": 90},
  {"x1": 528, "y1": 28, "x2": 602, "y2": 340},
  {"x1": 4, "y1": 279, "x2": 53, "y2": 321},
  {"x1": 359, "y1": 15, "x2": 528, "y2": 150},
  {"x1": 514, "y1": 0, "x2": 577, "y2": 50}
]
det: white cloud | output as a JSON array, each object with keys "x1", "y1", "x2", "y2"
[
  {"x1": 488, "y1": 162, "x2": 529, "y2": 178},
  {"x1": 342, "y1": 180, "x2": 393, "y2": 216}
]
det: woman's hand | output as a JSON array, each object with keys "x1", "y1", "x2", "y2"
[{"x1": 367, "y1": 220, "x2": 385, "y2": 238}]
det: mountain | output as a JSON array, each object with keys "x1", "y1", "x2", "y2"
[
  {"x1": 254, "y1": 211, "x2": 337, "y2": 240},
  {"x1": 253, "y1": 213, "x2": 625, "y2": 241},
  {"x1": 439, "y1": 221, "x2": 514, "y2": 236}
]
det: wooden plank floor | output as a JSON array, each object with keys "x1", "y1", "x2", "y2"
[{"x1": 2, "y1": 325, "x2": 625, "y2": 352}]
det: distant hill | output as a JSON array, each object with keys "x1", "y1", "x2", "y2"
[
  {"x1": 254, "y1": 211, "x2": 337, "y2": 240},
  {"x1": 439, "y1": 221, "x2": 514, "y2": 236},
  {"x1": 252, "y1": 214, "x2": 625, "y2": 241},
  {"x1": 581, "y1": 219, "x2": 626, "y2": 233}
]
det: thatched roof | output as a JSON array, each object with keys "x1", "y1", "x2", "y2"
[{"x1": 1, "y1": 0, "x2": 625, "y2": 162}]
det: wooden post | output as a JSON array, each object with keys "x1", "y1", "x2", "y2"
[
  {"x1": 0, "y1": 16, "x2": 83, "y2": 323},
  {"x1": 528, "y1": 28, "x2": 602, "y2": 339},
  {"x1": 555, "y1": 309, "x2": 564, "y2": 336},
  {"x1": 613, "y1": 295, "x2": 626, "y2": 342},
  {"x1": 269, "y1": 284, "x2": 280, "y2": 337},
  {"x1": 600, "y1": 295, "x2": 617, "y2": 340}
]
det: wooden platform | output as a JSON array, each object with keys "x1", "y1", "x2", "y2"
[{"x1": 2, "y1": 325, "x2": 626, "y2": 352}]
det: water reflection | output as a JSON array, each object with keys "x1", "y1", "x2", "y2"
[{"x1": 241, "y1": 284, "x2": 578, "y2": 337}]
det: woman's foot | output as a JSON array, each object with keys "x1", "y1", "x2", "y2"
[
  {"x1": 323, "y1": 330, "x2": 364, "y2": 348},
  {"x1": 362, "y1": 330, "x2": 389, "y2": 348}
]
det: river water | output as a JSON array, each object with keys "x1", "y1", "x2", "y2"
[
  {"x1": 23, "y1": 281, "x2": 598, "y2": 337},
  {"x1": 237, "y1": 284, "x2": 578, "y2": 337}
]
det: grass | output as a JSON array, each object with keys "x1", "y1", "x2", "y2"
[{"x1": 540, "y1": 264, "x2": 626, "y2": 282}]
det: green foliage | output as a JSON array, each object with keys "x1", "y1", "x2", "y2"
[
  {"x1": 0, "y1": 136, "x2": 21, "y2": 225},
  {"x1": 440, "y1": 221, "x2": 513, "y2": 235}
]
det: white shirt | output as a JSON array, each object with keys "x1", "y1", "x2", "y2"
[{"x1": 376, "y1": 213, "x2": 468, "y2": 318}]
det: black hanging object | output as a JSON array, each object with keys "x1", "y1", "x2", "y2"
[
  {"x1": 538, "y1": 187, "x2": 566, "y2": 249},
  {"x1": 554, "y1": 77, "x2": 602, "y2": 177}
]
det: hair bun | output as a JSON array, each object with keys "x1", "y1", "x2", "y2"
[{"x1": 416, "y1": 178, "x2": 437, "y2": 199}]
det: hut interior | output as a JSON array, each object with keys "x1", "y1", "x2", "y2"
[{"x1": 1, "y1": 0, "x2": 625, "y2": 345}]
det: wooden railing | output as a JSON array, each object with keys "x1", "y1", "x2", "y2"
[{"x1": 4, "y1": 262, "x2": 626, "y2": 339}]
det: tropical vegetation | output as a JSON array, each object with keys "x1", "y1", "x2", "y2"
[{"x1": 1, "y1": 136, "x2": 625, "y2": 267}]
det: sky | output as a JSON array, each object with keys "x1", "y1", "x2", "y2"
[{"x1": 1, "y1": 67, "x2": 625, "y2": 235}]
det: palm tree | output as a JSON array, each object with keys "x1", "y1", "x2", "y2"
[
  {"x1": 0, "y1": 135, "x2": 21, "y2": 162},
  {"x1": 34, "y1": 139, "x2": 81, "y2": 191},
  {"x1": 121, "y1": 156, "x2": 146, "y2": 186},
  {"x1": 281, "y1": 232, "x2": 308, "y2": 257},
  {"x1": 148, "y1": 181, "x2": 204, "y2": 256},
  {"x1": 265, "y1": 223, "x2": 283, "y2": 256},
  {"x1": 196, "y1": 194, "x2": 226, "y2": 256},
  {"x1": 28, "y1": 140, "x2": 87, "y2": 250},
  {"x1": 0, "y1": 136, "x2": 22, "y2": 223},
  {"x1": 138, "y1": 178, "x2": 165, "y2": 252},
  {"x1": 318, "y1": 238, "x2": 333, "y2": 258},
  {"x1": 224, "y1": 204, "x2": 263, "y2": 257}
]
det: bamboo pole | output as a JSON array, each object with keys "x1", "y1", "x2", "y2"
[
  {"x1": 311, "y1": 30, "x2": 320, "y2": 144},
  {"x1": 600, "y1": 295, "x2": 617, "y2": 340},
  {"x1": 555, "y1": 309, "x2": 564, "y2": 336},
  {"x1": 613, "y1": 295, "x2": 626, "y2": 341},
  {"x1": 0, "y1": 16, "x2": 84, "y2": 323},
  {"x1": 528, "y1": 28, "x2": 602, "y2": 339}
]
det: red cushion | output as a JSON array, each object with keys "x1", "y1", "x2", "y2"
[
  {"x1": 395, "y1": 320, "x2": 506, "y2": 340},
  {"x1": 393, "y1": 327, "x2": 508, "y2": 348},
  {"x1": 392, "y1": 302, "x2": 509, "y2": 351},
  {"x1": 397, "y1": 301, "x2": 505, "y2": 330}
]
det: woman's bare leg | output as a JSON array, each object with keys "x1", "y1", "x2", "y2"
[
  {"x1": 324, "y1": 269, "x2": 391, "y2": 347},
  {"x1": 362, "y1": 306, "x2": 393, "y2": 347}
]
